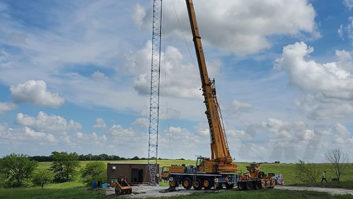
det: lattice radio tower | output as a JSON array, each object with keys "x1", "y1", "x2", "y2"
[{"x1": 147, "y1": 0, "x2": 162, "y2": 185}]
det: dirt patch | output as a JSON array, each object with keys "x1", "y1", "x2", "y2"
[{"x1": 275, "y1": 185, "x2": 353, "y2": 195}]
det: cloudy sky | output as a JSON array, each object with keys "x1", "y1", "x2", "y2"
[{"x1": 0, "y1": 0, "x2": 353, "y2": 163}]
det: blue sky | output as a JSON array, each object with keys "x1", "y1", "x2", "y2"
[{"x1": 1, "y1": 0, "x2": 353, "y2": 163}]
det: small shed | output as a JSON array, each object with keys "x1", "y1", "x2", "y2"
[{"x1": 107, "y1": 163, "x2": 160, "y2": 185}]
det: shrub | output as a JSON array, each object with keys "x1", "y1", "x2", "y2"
[
  {"x1": 32, "y1": 169, "x2": 54, "y2": 188},
  {"x1": 81, "y1": 162, "x2": 106, "y2": 186},
  {"x1": 296, "y1": 160, "x2": 320, "y2": 184}
]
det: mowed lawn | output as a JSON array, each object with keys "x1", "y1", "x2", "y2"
[{"x1": 1, "y1": 160, "x2": 353, "y2": 199}]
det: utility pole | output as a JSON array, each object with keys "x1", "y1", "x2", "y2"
[{"x1": 147, "y1": 0, "x2": 162, "y2": 186}]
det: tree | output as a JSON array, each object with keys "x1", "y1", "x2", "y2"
[
  {"x1": 50, "y1": 152, "x2": 80, "y2": 182},
  {"x1": 81, "y1": 162, "x2": 106, "y2": 186},
  {"x1": 326, "y1": 149, "x2": 348, "y2": 182},
  {"x1": 32, "y1": 169, "x2": 54, "y2": 188},
  {"x1": 0, "y1": 154, "x2": 37, "y2": 187},
  {"x1": 296, "y1": 160, "x2": 320, "y2": 184}
]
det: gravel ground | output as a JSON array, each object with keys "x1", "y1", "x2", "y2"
[
  {"x1": 105, "y1": 185, "x2": 201, "y2": 198},
  {"x1": 105, "y1": 185, "x2": 353, "y2": 198},
  {"x1": 275, "y1": 185, "x2": 353, "y2": 195}
]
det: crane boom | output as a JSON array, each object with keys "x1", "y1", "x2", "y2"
[{"x1": 186, "y1": 0, "x2": 237, "y2": 173}]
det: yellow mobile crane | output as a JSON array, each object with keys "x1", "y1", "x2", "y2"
[
  {"x1": 167, "y1": 0, "x2": 238, "y2": 190},
  {"x1": 166, "y1": 0, "x2": 276, "y2": 190}
]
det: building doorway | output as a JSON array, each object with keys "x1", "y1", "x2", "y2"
[{"x1": 131, "y1": 168, "x2": 143, "y2": 184}]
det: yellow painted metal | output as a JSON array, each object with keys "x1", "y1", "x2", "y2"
[{"x1": 185, "y1": 0, "x2": 237, "y2": 173}]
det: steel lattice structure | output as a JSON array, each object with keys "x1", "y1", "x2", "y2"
[{"x1": 147, "y1": 0, "x2": 162, "y2": 186}]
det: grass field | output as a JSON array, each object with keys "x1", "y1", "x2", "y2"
[{"x1": 1, "y1": 160, "x2": 353, "y2": 199}]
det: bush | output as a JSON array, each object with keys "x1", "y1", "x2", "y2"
[
  {"x1": 50, "y1": 152, "x2": 80, "y2": 183},
  {"x1": 81, "y1": 162, "x2": 106, "y2": 186},
  {"x1": 0, "y1": 154, "x2": 37, "y2": 187},
  {"x1": 32, "y1": 169, "x2": 54, "y2": 188},
  {"x1": 296, "y1": 160, "x2": 320, "y2": 184}
]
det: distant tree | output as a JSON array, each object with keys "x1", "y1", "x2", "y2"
[
  {"x1": 32, "y1": 169, "x2": 54, "y2": 189},
  {"x1": 50, "y1": 152, "x2": 80, "y2": 182},
  {"x1": 326, "y1": 149, "x2": 349, "y2": 182},
  {"x1": 0, "y1": 154, "x2": 37, "y2": 187},
  {"x1": 81, "y1": 162, "x2": 106, "y2": 186},
  {"x1": 296, "y1": 160, "x2": 320, "y2": 184},
  {"x1": 131, "y1": 156, "x2": 140, "y2": 160}
]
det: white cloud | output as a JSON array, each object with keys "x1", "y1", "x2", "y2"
[
  {"x1": 10, "y1": 80, "x2": 65, "y2": 107},
  {"x1": 344, "y1": 0, "x2": 353, "y2": 9},
  {"x1": 0, "y1": 102, "x2": 15, "y2": 114},
  {"x1": 132, "y1": 118, "x2": 149, "y2": 128},
  {"x1": 338, "y1": 17, "x2": 353, "y2": 44},
  {"x1": 276, "y1": 42, "x2": 353, "y2": 120},
  {"x1": 16, "y1": 111, "x2": 82, "y2": 133},
  {"x1": 232, "y1": 100, "x2": 252, "y2": 112},
  {"x1": 134, "y1": 0, "x2": 317, "y2": 55},
  {"x1": 24, "y1": 127, "x2": 57, "y2": 143},
  {"x1": 93, "y1": 118, "x2": 106, "y2": 128},
  {"x1": 276, "y1": 42, "x2": 353, "y2": 100},
  {"x1": 92, "y1": 71, "x2": 108, "y2": 80},
  {"x1": 131, "y1": 42, "x2": 220, "y2": 99}
]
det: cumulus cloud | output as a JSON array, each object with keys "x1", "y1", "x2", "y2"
[
  {"x1": 93, "y1": 118, "x2": 106, "y2": 129},
  {"x1": 10, "y1": 80, "x2": 65, "y2": 107},
  {"x1": 16, "y1": 111, "x2": 82, "y2": 133},
  {"x1": 132, "y1": 118, "x2": 149, "y2": 128},
  {"x1": 0, "y1": 102, "x2": 15, "y2": 114},
  {"x1": 24, "y1": 127, "x2": 57, "y2": 143},
  {"x1": 131, "y1": 41, "x2": 220, "y2": 99},
  {"x1": 276, "y1": 42, "x2": 353, "y2": 119},
  {"x1": 134, "y1": 0, "x2": 317, "y2": 55}
]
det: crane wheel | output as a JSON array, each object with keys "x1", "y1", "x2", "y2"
[
  {"x1": 225, "y1": 183, "x2": 234, "y2": 189},
  {"x1": 169, "y1": 179, "x2": 178, "y2": 189},
  {"x1": 261, "y1": 180, "x2": 266, "y2": 189},
  {"x1": 203, "y1": 178, "x2": 212, "y2": 190},
  {"x1": 182, "y1": 178, "x2": 192, "y2": 190},
  {"x1": 246, "y1": 181, "x2": 254, "y2": 190},
  {"x1": 254, "y1": 181, "x2": 261, "y2": 190},
  {"x1": 193, "y1": 179, "x2": 202, "y2": 190}
]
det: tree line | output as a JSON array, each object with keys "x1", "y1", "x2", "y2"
[{"x1": 28, "y1": 153, "x2": 154, "y2": 162}]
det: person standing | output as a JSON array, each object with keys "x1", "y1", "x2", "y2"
[{"x1": 321, "y1": 171, "x2": 327, "y2": 183}]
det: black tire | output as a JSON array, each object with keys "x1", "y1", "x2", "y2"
[
  {"x1": 193, "y1": 178, "x2": 202, "y2": 190},
  {"x1": 225, "y1": 183, "x2": 234, "y2": 189},
  {"x1": 246, "y1": 181, "x2": 254, "y2": 190},
  {"x1": 182, "y1": 177, "x2": 192, "y2": 190},
  {"x1": 203, "y1": 178, "x2": 213, "y2": 190},
  {"x1": 254, "y1": 181, "x2": 261, "y2": 190},
  {"x1": 216, "y1": 183, "x2": 223, "y2": 190},
  {"x1": 169, "y1": 179, "x2": 178, "y2": 189},
  {"x1": 115, "y1": 188, "x2": 122, "y2": 195},
  {"x1": 237, "y1": 182, "x2": 245, "y2": 190}
]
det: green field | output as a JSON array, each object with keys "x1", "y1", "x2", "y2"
[{"x1": 1, "y1": 160, "x2": 353, "y2": 199}]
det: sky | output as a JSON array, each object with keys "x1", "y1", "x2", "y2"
[{"x1": 0, "y1": 0, "x2": 353, "y2": 163}]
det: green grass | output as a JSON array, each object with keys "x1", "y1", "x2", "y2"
[
  {"x1": 147, "y1": 189, "x2": 353, "y2": 199},
  {"x1": 0, "y1": 181, "x2": 103, "y2": 199},
  {"x1": 1, "y1": 160, "x2": 353, "y2": 199}
]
